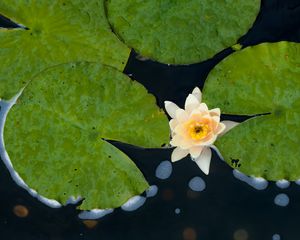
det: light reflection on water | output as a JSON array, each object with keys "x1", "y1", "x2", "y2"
[
  {"x1": 155, "y1": 160, "x2": 172, "y2": 180},
  {"x1": 274, "y1": 193, "x2": 290, "y2": 207},
  {"x1": 188, "y1": 176, "x2": 206, "y2": 192},
  {"x1": 275, "y1": 180, "x2": 290, "y2": 189},
  {"x1": 272, "y1": 234, "x2": 281, "y2": 240},
  {"x1": 232, "y1": 169, "x2": 268, "y2": 190}
]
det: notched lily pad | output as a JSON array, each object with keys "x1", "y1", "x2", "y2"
[
  {"x1": 4, "y1": 62, "x2": 169, "y2": 210},
  {"x1": 0, "y1": 0, "x2": 130, "y2": 100},
  {"x1": 203, "y1": 41, "x2": 300, "y2": 181},
  {"x1": 106, "y1": 0, "x2": 260, "y2": 65}
]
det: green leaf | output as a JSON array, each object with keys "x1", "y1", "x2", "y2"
[
  {"x1": 0, "y1": 0, "x2": 130, "y2": 100},
  {"x1": 106, "y1": 0, "x2": 260, "y2": 65},
  {"x1": 4, "y1": 62, "x2": 169, "y2": 210},
  {"x1": 202, "y1": 41, "x2": 300, "y2": 181}
]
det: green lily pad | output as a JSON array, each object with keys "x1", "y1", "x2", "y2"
[
  {"x1": 0, "y1": 0, "x2": 130, "y2": 100},
  {"x1": 106, "y1": 0, "x2": 260, "y2": 65},
  {"x1": 4, "y1": 62, "x2": 169, "y2": 210},
  {"x1": 202, "y1": 41, "x2": 300, "y2": 181}
]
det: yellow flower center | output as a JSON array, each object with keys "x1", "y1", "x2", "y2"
[{"x1": 187, "y1": 121, "x2": 209, "y2": 141}]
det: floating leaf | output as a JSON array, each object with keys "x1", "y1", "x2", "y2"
[
  {"x1": 106, "y1": 0, "x2": 260, "y2": 65},
  {"x1": 4, "y1": 62, "x2": 169, "y2": 209},
  {"x1": 0, "y1": 0, "x2": 130, "y2": 100},
  {"x1": 202, "y1": 41, "x2": 300, "y2": 181}
]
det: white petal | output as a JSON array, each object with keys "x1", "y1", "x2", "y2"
[
  {"x1": 190, "y1": 108, "x2": 204, "y2": 117},
  {"x1": 169, "y1": 119, "x2": 178, "y2": 131},
  {"x1": 164, "y1": 101, "x2": 180, "y2": 119},
  {"x1": 198, "y1": 134, "x2": 217, "y2": 146},
  {"x1": 171, "y1": 135, "x2": 194, "y2": 149},
  {"x1": 212, "y1": 115, "x2": 220, "y2": 123},
  {"x1": 194, "y1": 147, "x2": 212, "y2": 175},
  {"x1": 179, "y1": 138, "x2": 195, "y2": 150},
  {"x1": 189, "y1": 146, "x2": 203, "y2": 158},
  {"x1": 184, "y1": 94, "x2": 200, "y2": 113},
  {"x1": 173, "y1": 124, "x2": 186, "y2": 136},
  {"x1": 220, "y1": 121, "x2": 239, "y2": 136},
  {"x1": 171, "y1": 147, "x2": 189, "y2": 162},
  {"x1": 175, "y1": 109, "x2": 189, "y2": 122},
  {"x1": 216, "y1": 122, "x2": 226, "y2": 135},
  {"x1": 170, "y1": 134, "x2": 181, "y2": 146},
  {"x1": 209, "y1": 108, "x2": 221, "y2": 117},
  {"x1": 192, "y1": 87, "x2": 202, "y2": 102},
  {"x1": 198, "y1": 103, "x2": 209, "y2": 112}
]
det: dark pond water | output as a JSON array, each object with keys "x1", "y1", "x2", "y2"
[{"x1": 0, "y1": 0, "x2": 300, "y2": 239}]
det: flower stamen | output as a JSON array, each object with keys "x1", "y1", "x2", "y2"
[{"x1": 187, "y1": 122, "x2": 209, "y2": 141}]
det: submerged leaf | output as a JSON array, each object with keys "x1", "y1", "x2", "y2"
[
  {"x1": 4, "y1": 62, "x2": 169, "y2": 209},
  {"x1": 106, "y1": 0, "x2": 260, "y2": 64},
  {"x1": 0, "y1": 0, "x2": 130, "y2": 100},
  {"x1": 203, "y1": 42, "x2": 300, "y2": 181}
]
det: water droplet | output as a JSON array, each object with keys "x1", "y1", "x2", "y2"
[
  {"x1": 272, "y1": 234, "x2": 281, "y2": 240},
  {"x1": 188, "y1": 176, "x2": 206, "y2": 192},
  {"x1": 275, "y1": 180, "x2": 290, "y2": 189},
  {"x1": 155, "y1": 161, "x2": 172, "y2": 180},
  {"x1": 274, "y1": 193, "x2": 289, "y2": 207},
  {"x1": 175, "y1": 208, "x2": 181, "y2": 214},
  {"x1": 146, "y1": 185, "x2": 158, "y2": 198}
]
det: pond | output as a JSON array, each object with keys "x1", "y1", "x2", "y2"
[{"x1": 0, "y1": 1, "x2": 300, "y2": 240}]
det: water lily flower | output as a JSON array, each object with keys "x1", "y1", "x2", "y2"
[{"x1": 164, "y1": 87, "x2": 239, "y2": 175}]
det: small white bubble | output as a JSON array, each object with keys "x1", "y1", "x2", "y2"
[
  {"x1": 274, "y1": 193, "x2": 289, "y2": 207},
  {"x1": 175, "y1": 208, "x2": 181, "y2": 214},
  {"x1": 155, "y1": 161, "x2": 172, "y2": 180},
  {"x1": 188, "y1": 176, "x2": 206, "y2": 192}
]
